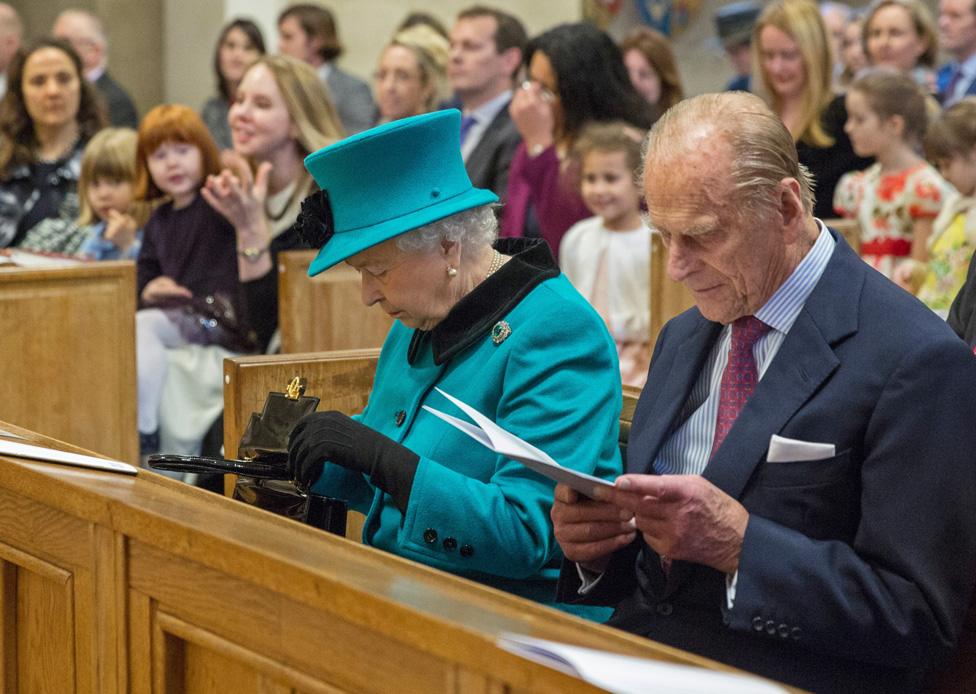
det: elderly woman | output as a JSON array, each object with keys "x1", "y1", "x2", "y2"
[
  {"x1": 0, "y1": 37, "x2": 105, "y2": 248},
  {"x1": 288, "y1": 110, "x2": 622, "y2": 617}
]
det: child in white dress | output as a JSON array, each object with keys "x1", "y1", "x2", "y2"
[{"x1": 560, "y1": 122, "x2": 651, "y2": 388}]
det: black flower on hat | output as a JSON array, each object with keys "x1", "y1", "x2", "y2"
[{"x1": 294, "y1": 189, "x2": 334, "y2": 249}]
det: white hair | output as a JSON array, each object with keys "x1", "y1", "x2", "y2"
[{"x1": 395, "y1": 204, "x2": 498, "y2": 255}]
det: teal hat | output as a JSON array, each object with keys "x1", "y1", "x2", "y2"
[{"x1": 302, "y1": 109, "x2": 499, "y2": 277}]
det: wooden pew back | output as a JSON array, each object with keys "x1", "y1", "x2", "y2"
[
  {"x1": 0, "y1": 261, "x2": 137, "y2": 463},
  {"x1": 277, "y1": 250, "x2": 392, "y2": 353},
  {"x1": 823, "y1": 218, "x2": 862, "y2": 253}
]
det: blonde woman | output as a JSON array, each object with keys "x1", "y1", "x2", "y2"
[
  {"x1": 375, "y1": 24, "x2": 449, "y2": 122},
  {"x1": 753, "y1": 0, "x2": 871, "y2": 218},
  {"x1": 203, "y1": 54, "x2": 344, "y2": 351}
]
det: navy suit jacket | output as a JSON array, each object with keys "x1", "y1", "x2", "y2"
[
  {"x1": 559, "y1": 233, "x2": 976, "y2": 692},
  {"x1": 937, "y1": 62, "x2": 976, "y2": 105}
]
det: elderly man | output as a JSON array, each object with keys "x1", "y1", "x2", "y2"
[
  {"x1": 0, "y1": 4, "x2": 20, "y2": 99},
  {"x1": 937, "y1": 0, "x2": 976, "y2": 105},
  {"x1": 277, "y1": 3, "x2": 376, "y2": 134},
  {"x1": 448, "y1": 6, "x2": 526, "y2": 199},
  {"x1": 53, "y1": 9, "x2": 137, "y2": 128},
  {"x1": 553, "y1": 92, "x2": 976, "y2": 692}
]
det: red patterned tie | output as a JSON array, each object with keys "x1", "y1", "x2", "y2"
[{"x1": 710, "y1": 316, "x2": 771, "y2": 458}]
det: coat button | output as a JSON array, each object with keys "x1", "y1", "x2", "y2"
[
  {"x1": 655, "y1": 602, "x2": 673, "y2": 616},
  {"x1": 778, "y1": 624, "x2": 790, "y2": 639},
  {"x1": 423, "y1": 528, "x2": 437, "y2": 544},
  {"x1": 790, "y1": 626, "x2": 802, "y2": 641},
  {"x1": 764, "y1": 620, "x2": 777, "y2": 635},
  {"x1": 752, "y1": 616, "x2": 765, "y2": 632},
  {"x1": 395, "y1": 410, "x2": 406, "y2": 427},
  {"x1": 460, "y1": 543, "x2": 474, "y2": 557},
  {"x1": 443, "y1": 537, "x2": 457, "y2": 551}
]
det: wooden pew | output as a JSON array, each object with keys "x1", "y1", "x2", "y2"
[
  {"x1": 823, "y1": 217, "x2": 861, "y2": 254},
  {"x1": 649, "y1": 232, "x2": 696, "y2": 347},
  {"x1": 0, "y1": 420, "x2": 794, "y2": 693},
  {"x1": 277, "y1": 249, "x2": 392, "y2": 353},
  {"x1": 0, "y1": 260, "x2": 137, "y2": 463}
]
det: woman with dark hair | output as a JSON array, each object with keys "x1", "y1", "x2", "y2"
[
  {"x1": 201, "y1": 18, "x2": 265, "y2": 150},
  {"x1": 501, "y1": 22, "x2": 653, "y2": 258},
  {"x1": 0, "y1": 37, "x2": 106, "y2": 249},
  {"x1": 620, "y1": 27, "x2": 684, "y2": 111}
]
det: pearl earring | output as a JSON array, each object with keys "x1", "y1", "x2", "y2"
[{"x1": 447, "y1": 266, "x2": 458, "y2": 277}]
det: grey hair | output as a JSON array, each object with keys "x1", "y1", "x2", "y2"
[
  {"x1": 395, "y1": 204, "x2": 499, "y2": 255},
  {"x1": 642, "y1": 92, "x2": 815, "y2": 224}
]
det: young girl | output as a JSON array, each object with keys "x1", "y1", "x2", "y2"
[
  {"x1": 894, "y1": 99, "x2": 976, "y2": 316},
  {"x1": 134, "y1": 104, "x2": 243, "y2": 454},
  {"x1": 559, "y1": 122, "x2": 651, "y2": 388},
  {"x1": 834, "y1": 70, "x2": 951, "y2": 278},
  {"x1": 74, "y1": 127, "x2": 147, "y2": 260}
]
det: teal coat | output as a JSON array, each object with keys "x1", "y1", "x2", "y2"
[{"x1": 313, "y1": 240, "x2": 622, "y2": 617}]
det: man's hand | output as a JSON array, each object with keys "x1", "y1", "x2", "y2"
[
  {"x1": 552, "y1": 483, "x2": 637, "y2": 572},
  {"x1": 602, "y1": 474, "x2": 749, "y2": 574}
]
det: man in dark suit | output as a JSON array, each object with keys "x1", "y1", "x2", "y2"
[
  {"x1": 447, "y1": 7, "x2": 526, "y2": 200},
  {"x1": 52, "y1": 9, "x2": 137, "y2": 128},
  {"x1": 552, "y1": 92, "x2": 976, "y2": 693},
  {"x1": 278, "y1": 4, "x2": 376, "y2": 135},
  {"x1": 937, "y1": 0, "x2": 976, "y2": 106}
]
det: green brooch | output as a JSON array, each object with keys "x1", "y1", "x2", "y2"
[{"x1": 491, "y1": 320, "x2": 512, "y2": 345}]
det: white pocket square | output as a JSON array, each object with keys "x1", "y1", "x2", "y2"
[{"x1": 767, "y1": 434, "x2": 836, "y2": 463}]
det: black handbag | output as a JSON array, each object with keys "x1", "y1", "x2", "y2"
[{"x1": 148, "y1": 377, "x2": 347, "y2": 535}]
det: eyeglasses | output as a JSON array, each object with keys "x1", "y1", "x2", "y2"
[{"x1": 519, "y1": 79, "x2": 556, "y2": 103}]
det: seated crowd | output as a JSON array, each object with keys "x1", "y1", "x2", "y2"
[{"x1": 4, "y1": 1, "x2": 976, "y2": 690}]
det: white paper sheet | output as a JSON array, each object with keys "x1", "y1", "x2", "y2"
[
  {"x1": 0, "y1": 439, "x2": 138, "y2": 475},
  {"x1": 423, "y1": 388, "x2": 614, "y2": 498},
  {"x1": 497, "y1": 633, "x2": 788, "y2": 694}
]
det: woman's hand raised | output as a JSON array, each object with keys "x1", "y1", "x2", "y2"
[
  {"x1": 509, "y1": 81, "x2": 556, "y2": 156},
  {"x1": 201, "y1": 150, "x2": 272, "y2": 237}
]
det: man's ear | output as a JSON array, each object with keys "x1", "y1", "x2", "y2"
[
  {"x1": 500, "y1": 47, "x2": 522, "y2": 80},
  {"x1": 778, "y1": 177, "x2": 805, "y2": 244}
]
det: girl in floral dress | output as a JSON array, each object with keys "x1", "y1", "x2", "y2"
[
  {"x1": 834, "y1": 70, "x2": 950, "y2": 278},
  {"x1": 893, "y1": 99, "x2": 976, "y2": 316}
]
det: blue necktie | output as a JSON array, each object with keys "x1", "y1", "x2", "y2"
[
  {"x1": 459, "y1": 115, "x2": 477, "y2": 146},
  {"x1": 944, "y1": 66, "x2": 964, "y2": 105}
]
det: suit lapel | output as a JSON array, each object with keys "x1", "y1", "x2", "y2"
[
  {"x1": 464, "y1": 104, "x2": 511, "y2": 183},
  {"x1": 627, "y1": 315, "x2": 720, "y2": 474}
]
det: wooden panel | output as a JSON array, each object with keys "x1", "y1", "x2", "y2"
[
  {"x1": 649, "y1": 233, "x2": 696, "y2": 349},
  {"x1": 278, "y1": 250, "x2": 393, "y2": 354},
  {"x1": 16, "y1": 557, "x2": 76, "y2": 693},
  {"x1": 222, "y1": 349, "x2": 380, "y2": 462},
  {"x1": 0, "y1": 261, "x2": 137, "y2": 463},
  {"x1": 823, "y1": 218, "x2": 861, "y2": 254}
]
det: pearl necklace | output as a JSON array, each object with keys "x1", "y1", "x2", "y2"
[{"x1": 485, "y1": 250, "x2": 504, "y2": 279}]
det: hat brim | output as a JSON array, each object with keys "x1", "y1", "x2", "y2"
[{"x1": 307, "y1": 186, "x2": 499, "y2": 277}]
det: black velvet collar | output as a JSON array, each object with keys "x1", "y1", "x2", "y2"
[{"x1": 407, "y1": 238, "x2": 559, "y2": 365}]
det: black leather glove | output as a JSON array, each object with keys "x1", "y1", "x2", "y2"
[{"x1": 287, "y1": 411, "x2": 419, "y2": 512}]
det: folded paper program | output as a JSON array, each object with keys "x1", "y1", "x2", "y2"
[{"x1": 422, "y1": 388, "x2": 614, "y2": 499}]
